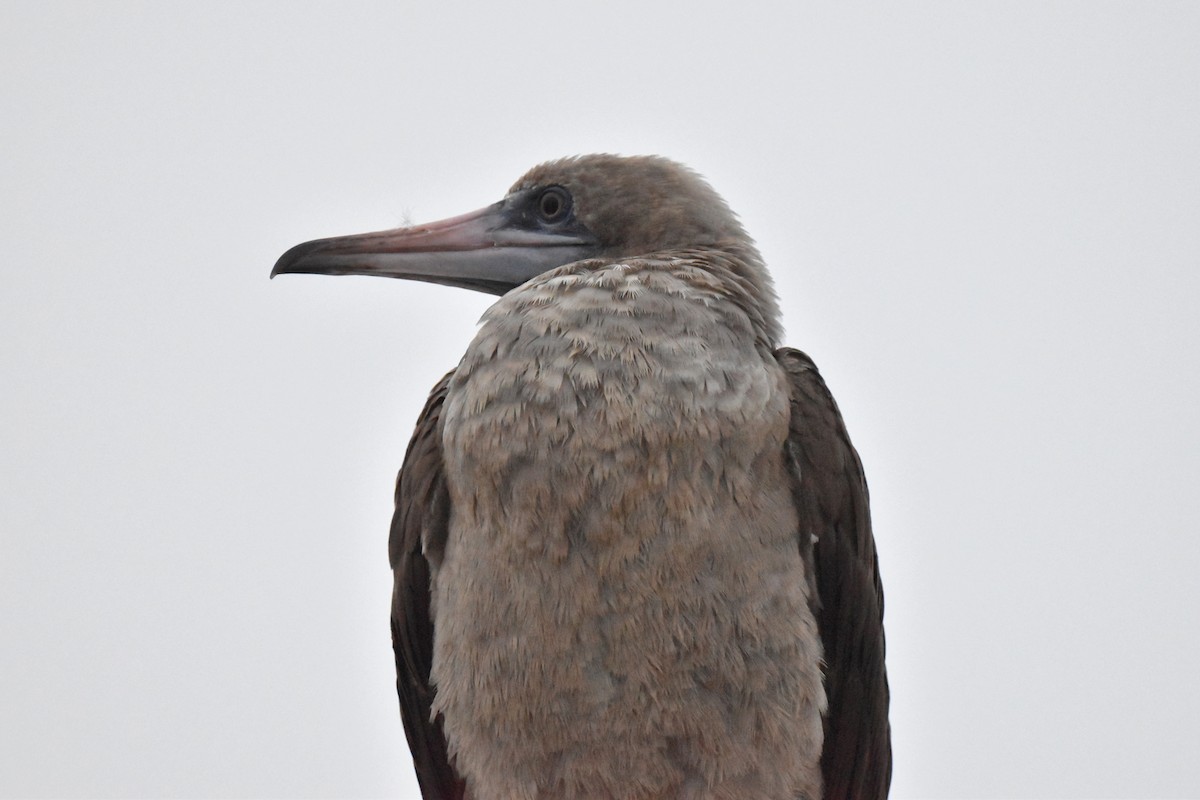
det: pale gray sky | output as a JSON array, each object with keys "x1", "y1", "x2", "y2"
[{"x1": 3, "y1": 2, "x2": 1198, "y2": 797}]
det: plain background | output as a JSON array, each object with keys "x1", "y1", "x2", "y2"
[{"x1": 3, "y1": 2, "x2": 1198, "y2": 797}]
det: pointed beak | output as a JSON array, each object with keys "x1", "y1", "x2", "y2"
[{"x1": 271, "y1": 198, "x2": 599, "y2": 296}]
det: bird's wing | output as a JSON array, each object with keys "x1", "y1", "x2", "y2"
[
  {"x1": 776, "y1": 347, "x2": 892, "y2": 800},
  {"x1": 389, "y1": 370, "x2": 466, "y2": 800}
]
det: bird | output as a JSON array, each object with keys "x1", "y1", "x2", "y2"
[{"x1": 272, "y1": 154, "x2": 890, "y2": 800}]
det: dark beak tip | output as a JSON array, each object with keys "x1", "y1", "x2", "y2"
[{"x1": 270, "y1": 239, "x2": 322, "y2": 279}]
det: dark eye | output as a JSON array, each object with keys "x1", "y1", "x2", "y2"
[{"x1": 536, "y1": 187, "x2": 571, "y2": 223}]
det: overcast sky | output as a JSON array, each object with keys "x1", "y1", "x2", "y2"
[{"x1": 3, "y1": 2, "x2": 1199, "y2": 798}]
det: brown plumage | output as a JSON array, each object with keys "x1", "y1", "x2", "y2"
[{"x1": 273, "y1": 155, "x2": 890, "y2": 799}]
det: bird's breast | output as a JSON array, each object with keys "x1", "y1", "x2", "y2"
[{"x1": 431, "y1": 261, "x2": 825, "y2": 799}]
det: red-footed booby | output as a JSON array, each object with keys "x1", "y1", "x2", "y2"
[{"x1": 273, "y1": 155, "x2": 890, "y2": 800}]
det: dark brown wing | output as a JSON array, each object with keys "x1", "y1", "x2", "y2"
[
  {"x1": 776, "y1": 348, "x2": 891, "y2": 800},
  {"x1": 389, "y1": 371, "x2": 466, "y2": 800}
]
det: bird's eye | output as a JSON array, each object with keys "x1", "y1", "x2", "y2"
[{"x1": 536, "y1": 187, "x2": 571, "y2": 223}]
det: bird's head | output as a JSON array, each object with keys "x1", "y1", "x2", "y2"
[
  {"x1": 272, "y1": 154, "x2": 775, "y2": 319},
  {"x1": 508, "y1": 154, "x2": 753, "y2": 263}
]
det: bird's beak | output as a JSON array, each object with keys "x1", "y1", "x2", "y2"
[{"x1": 271, "y1": 198, "x2": 599, "y2": 296}]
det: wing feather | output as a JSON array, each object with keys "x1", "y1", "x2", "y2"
[
  {"x1": 776, "y1": 347, "x2": 892, "y2": 800},
  {"x1": 389, "y1": 371, "x2": 466, "y2": 800}
]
